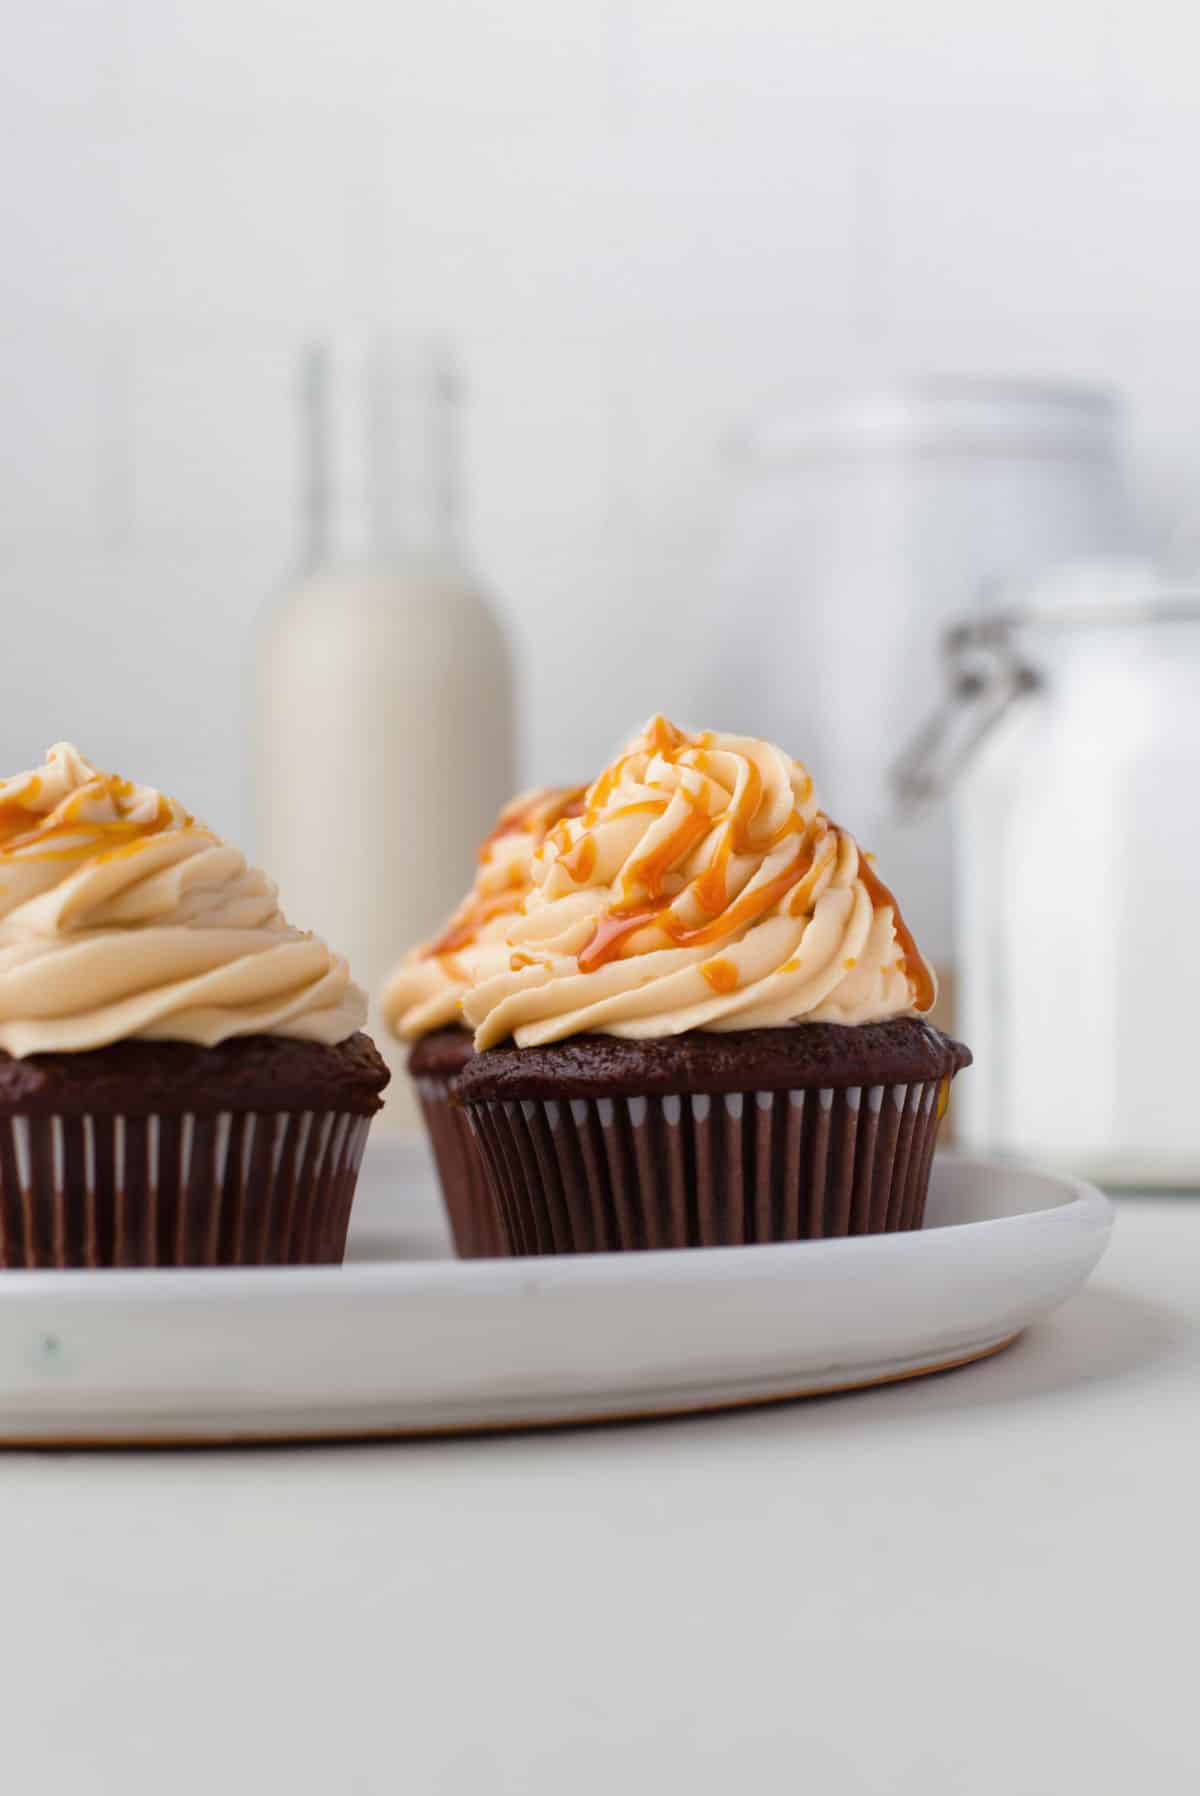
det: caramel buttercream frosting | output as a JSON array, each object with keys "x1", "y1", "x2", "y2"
[{"x1": 0, "y1": 743, "x2": 365, "y2": 1057}]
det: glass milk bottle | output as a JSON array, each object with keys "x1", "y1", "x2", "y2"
[{"x1": 255, "y1": 334, "x2": 515, "y2": 1129}]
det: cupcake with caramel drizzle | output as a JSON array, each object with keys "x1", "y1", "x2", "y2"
[
  {"x1": 464, "y1": 715, "x2": 935, "y2": 1051},
  {"x1": 0, "y1": 743, "x2": 387, "y2": 1269},
  {"x1": 453, "y1": 717, "x2": 970, "y2": 1255}
]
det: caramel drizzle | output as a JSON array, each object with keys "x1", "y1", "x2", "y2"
[
  {"x1": 578, "y1": 839, "x2": 818, "y2": 973},
  {"x1": 426, "y1": 886, "x2": 532, "y2": 959},
  {"x1": 557, "y1": 833, "x2": 597, "y2": 884},
  {"x1": 0, "y1": 777, "x2": 183, "y2": 860},
  {"x1": 701, "y1": 957, "x2": 739, "y2": 994},
  {"x1": 692, "y1": 839, "x2": 731, "y2": 916},
  {"x1": 583, "y1": 756, "x2": 637, "y2": 828},
  {"x1": 622, "y1": 797, "x2": 711, "y2": 901},
  {"x1": 855, "y1": 854, "x2": 936, "y2": 1012},
  {"x1": 576, "y1": 732, "x2": 820, "y2": 974},
  {"x1": 576, "y1": 804, "x2": 932, "y2": 1012},
  {"x1": 786, "y1": 819, "x2": 835, "y2": 914},
  {"x1": 423, "y1": 783, "x2": 587, "y2": 961},
  {"x1": 476, "y1": 785, "x2": 586, "y2": 865},
  {"x1": 0, "y1": 799, "x2": 35, "y2": 843},
  {"x1": 505, "y1": 721, "x2": 934, "y2": 1015}
]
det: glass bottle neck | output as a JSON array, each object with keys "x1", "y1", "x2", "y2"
[{"x1": 300, "y1": 334, "x2": 461, "y2": 571}]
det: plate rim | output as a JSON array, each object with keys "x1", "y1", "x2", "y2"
[
  {"x1": 0, "y1": 1157, "x2": 1114, "y2": 1446},
  {"x1": 0, "y1": 1154, "x2": 1113, "y2": 1304},
  {"x1": 0, "y1": 1332, "x2": 1027, "y2": 1449}
]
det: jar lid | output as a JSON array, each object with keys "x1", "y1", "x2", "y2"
[
  {"x1": 737, "y1": 377, "x2": 1123, "y2": 467},
  {"x1": 969, "y1": 558, "x2": 1200, "y2": 638}
]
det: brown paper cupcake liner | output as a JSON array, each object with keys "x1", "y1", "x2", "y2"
[
  {"x1": 467, "y1": 1079, "x2": 947, "y2": 1255},
  {"x1": 0, "y1": 1107, "x2": 373, "y2": 1269},
  {"x1": 414, "y1": 1074, "x2": 506, "y2": 1259}
]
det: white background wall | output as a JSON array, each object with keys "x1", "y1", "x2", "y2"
[{"x1": 4, "y1": 0, "x2": 1200, "y2": 839}]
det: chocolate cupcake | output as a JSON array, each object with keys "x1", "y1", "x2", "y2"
[
  {"x1": 456, "y1": 716, "x2": 971, "y2": 1254},
  {"x1": 0, "y1": 744, "x2": 388, "y2": 1268},
  {"x1": 405, "y1": 1026, "x2": 500, "y2": 1258},
  {"x1": 380, "y1": 785, "x2": 584, "y2": 1257}
]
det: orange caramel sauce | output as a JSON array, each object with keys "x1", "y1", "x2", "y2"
[
  {"x1": 610, "y1": 798, "x2": 669, "y2": 824},
  {"x1": 675, "y1": 843, "x2": 815, "y2": 951},
  {"x1": 693, "y1": 841, "x2": 730, "y2": 916},
  {"x1": 647, "y1": 714, "x2": 683, "y2": 755},
  {"x1": 690, "y1": 807, "x2": 803, "y2": 921},
  {"x1": 701, "y1": 957, "x2": 739, "y2": 994},
  {"x1": 856, "y1": 853, "x2": 936, "y2": 1012},
  {"x1": 576, "y1": 904, "x2": 663, "y2": 972},
  {"x1": 786, "y1": 821, "x2": 835, "y2": 915},
  {"x1": 580, "y1": 718, "x2": 681, "y2": 828},
  {"x1": 729, "y1": 757, "x2": 763, "y2": 852},
  {"x1": 559, "y1": 834, "x2": 597, "y2": 884},
  {"x1": 425, "y1": 888, "x2": 534, "y2": 959},
  {"x1": 578, "y1": 840, "x2": 817, "y2": 973},
  {"x1": 623, "y1": 799, "x2": 711, "y2": 901},
  {"x1": 476, "y1": 785, "x2": 587, "y2": 864},
  {"x1": 583, "y1": 756, "x2": 630, "y2": 827},
  {"x1": 0, "y1": 774, "x2": 43, "y2": 841},
  {"x1": 550, "y1": 729, "x2": 934, "y2": 1017},
  {"x1": 1, "y1": 782, "x2": 181, "y2": 858},
  {"x1": 0, "y1": 800, "x2": 35, "y2": 844},
  {"x1": 426, "y1": 784, "x2": 587, "y2": 960}
]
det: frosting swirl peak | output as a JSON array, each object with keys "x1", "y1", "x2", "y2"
[
  {"x1": 381, "y1": 785, "x2": 587, "y2": 1041},
  {"x1": 463, "y1": 717, "x2": 935, "y2": 1049},
  {"x1": 0, "y1": 744, "x2": 365, "y2": 1057}
]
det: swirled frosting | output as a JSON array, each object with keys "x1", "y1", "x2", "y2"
[
  {"x1": 0, "y1": 743, "x2": 366, "y2": 1057},
  {"x1": 463, "y1": 716, "x2": 935, "y2": 1050},
  {"x1": 381, "y1": 785, "x2": 587, "y2": 1041}
]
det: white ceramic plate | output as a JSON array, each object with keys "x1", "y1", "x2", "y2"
[{"x1": 0, "y1": 1144, "x2": 1112, "y2": 1445}]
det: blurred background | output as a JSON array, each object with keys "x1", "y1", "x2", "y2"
[{"x1": 4, "y1": 2, "x2": 1199, "y2": 1178}]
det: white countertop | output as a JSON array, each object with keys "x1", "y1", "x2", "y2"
[{"x1": 1, "y1": 1195, "x2": 1195, "y2": 1795}]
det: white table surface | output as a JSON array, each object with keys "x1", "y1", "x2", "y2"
[{"x1": 0, "y1": 1193, "x2": 1195, "y2": 1796}]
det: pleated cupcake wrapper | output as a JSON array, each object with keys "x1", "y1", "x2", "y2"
[
  {"x1": 414, "y1": 1074, "x2": 506, "y2": 1259},
  {"x1": 466, "y1": 1079, "x2": 949, "y2": 1255},
  {"x1": 0, "y1": 1108, "x2": 373, "y2": 1269}
]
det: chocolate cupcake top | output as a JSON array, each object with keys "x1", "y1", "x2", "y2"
[
  {"x1": 458, "y1": 1019, "x2": 970, "y2": 1102},
  {"x1": 0, "y1": 743, "x2": 366, "y2": 1058},
  {"x1": 381, "y1": 784, "x2": 585, "y2": 1041},
  {"x1": 462, "y1": 716, "x2": 936, "y2": 1050}
]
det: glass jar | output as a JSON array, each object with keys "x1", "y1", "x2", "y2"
[
  {"x1": 705, "y1": 379, "x2": 1133, "y2": 985},
  {"x1": 896, "y1": 561, "x2": 1200, "y2": 1187}
]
